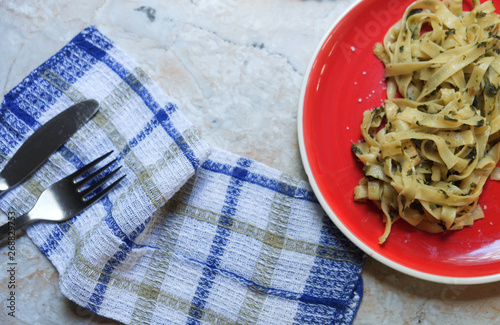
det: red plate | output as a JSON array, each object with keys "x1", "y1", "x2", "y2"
[{"x1": 298, "y1": 0, "x2": 500, "y2": 284}]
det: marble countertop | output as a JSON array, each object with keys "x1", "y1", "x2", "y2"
[{"x1": 2, "y1": 0, "x2": 500, "y2": 324}]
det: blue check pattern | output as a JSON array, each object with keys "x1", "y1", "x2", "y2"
[{"x1": 0, "y1": 26, "x2": 364, "y2": 324}]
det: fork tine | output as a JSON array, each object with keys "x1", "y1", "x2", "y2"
[
  {"x1": 84, "y1": 175, "x2": 126, "y2": 204},
  {"x1": 71, "y1": 151, "x2": 114, "y2": 181},
  {"x1": 80, "y1": 166, "x2": 122, "y2": 198},
  {"x1": 76, "y1": 158, "x2": 118, "y2": 187}
]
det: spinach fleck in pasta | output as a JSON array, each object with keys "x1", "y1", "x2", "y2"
[{"x1": 352, "y1": 0, "x2": 500, "y2": 244}]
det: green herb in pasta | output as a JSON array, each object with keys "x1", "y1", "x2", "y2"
[{"x1": 353, "y1": 0, "x2": 500, "y2": 244}]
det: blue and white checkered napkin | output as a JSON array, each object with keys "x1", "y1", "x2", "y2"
[{"x1": 0, "y1": 26, "x2": 365, "y2": 324}]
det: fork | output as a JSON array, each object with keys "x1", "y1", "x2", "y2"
[{"x1": 0, "y1": 151, "x2": 125, "y2": 241}]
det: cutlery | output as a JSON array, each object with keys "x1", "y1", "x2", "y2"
[
  {"x1": 0, "y1": 99, "x2": 100, "y2": 194},
  {"x1": 0, "y1": 151, "x2": 125, "y2": 240}
]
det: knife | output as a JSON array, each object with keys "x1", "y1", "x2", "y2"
[{"x1": 0, "y1": 99, "x2": 100, "y2": 194}]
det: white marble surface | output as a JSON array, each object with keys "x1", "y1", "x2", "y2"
[{"x1": 2, "y1": 0, "x2": 500, "y2": 324}]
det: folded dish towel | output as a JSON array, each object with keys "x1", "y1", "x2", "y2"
[{"x1": 0, "y1": 26, "x2": 365, "y2": 324}]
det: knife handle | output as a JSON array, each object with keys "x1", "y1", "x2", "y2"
[
  {"x1": 0, "y1": 213, "x2": 30, "y2": 243},
  {"x1": 0, "y1": 176, "x2": 9, "y2": 193}
]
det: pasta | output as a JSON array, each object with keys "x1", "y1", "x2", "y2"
[{"x1": 352, "y1": 0, "x2": 500, "y2": 244}]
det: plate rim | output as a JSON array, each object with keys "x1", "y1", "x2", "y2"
[{"x1": 296, "y1": 0, "x2": 500, "y2": 285}]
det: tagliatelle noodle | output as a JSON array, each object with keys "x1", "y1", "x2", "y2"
[{"x1": 352, "y1": 0, "x2": 500, "y2": 244}]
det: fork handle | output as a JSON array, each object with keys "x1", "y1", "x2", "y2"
[{"x1": 0, "y1": 213, "x2": 31, "y2": 242}]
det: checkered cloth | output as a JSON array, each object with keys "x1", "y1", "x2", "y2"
[{"x1": 0, "y1": 26, "x2": 365, "y2": 324}]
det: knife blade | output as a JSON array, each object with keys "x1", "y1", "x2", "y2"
[{"x1": 0, "y1": 99, "x2": 100, "y2": 194}]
